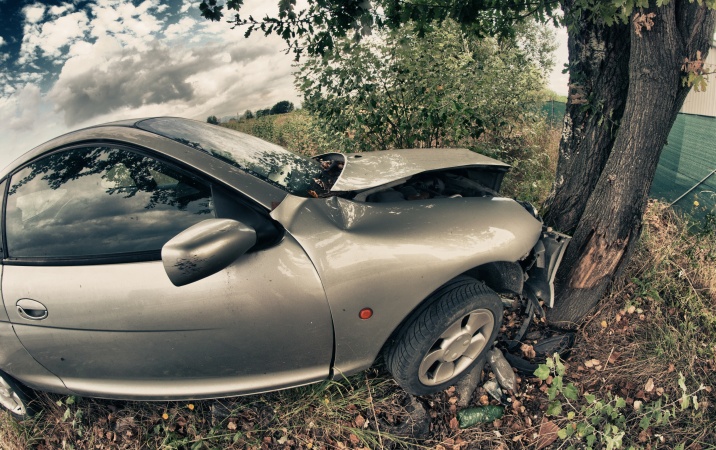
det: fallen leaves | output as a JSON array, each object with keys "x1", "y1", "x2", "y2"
[
  {"x1": 354, "y1": 414, "x2": 366, "y2": 429},
  {"x1": 645, "y1": 378, "x2": 655, "y2": 393},
  {"x1": 520, "y1": 344, "x2": 536, "y2": 359},
  {"x1": 584, "y1": 359, "x2": 603, "y2": 370},
  {"x1": 535, "y1": 419, "x2": 560, "y2": 449}
]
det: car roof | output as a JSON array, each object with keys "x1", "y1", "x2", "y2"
[{"x1": 0, "y1": 118, "x2": 288, "y2": 209}]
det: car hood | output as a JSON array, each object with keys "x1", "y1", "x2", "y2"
[{"x1": 322, "y1": 148, "x2": 510, "y2": 192}]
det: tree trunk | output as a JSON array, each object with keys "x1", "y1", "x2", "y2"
[
  {"x1": 543, "y1": 1, "x2": 631, "y2": 234},
  {"x1": 547, "y1": 0, "x2": 716, "y2": 326}
]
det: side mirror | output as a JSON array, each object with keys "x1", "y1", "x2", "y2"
[{"x1": 162, "y1": 218, "x2": 257, "y2": 287}]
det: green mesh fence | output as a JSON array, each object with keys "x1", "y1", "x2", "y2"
[
  {"x1": 541, "y1": 101, "x2": 566, "y2": 126},
  {"x1": 651, "y1": 113, "x2": 716, "y2": 221}
]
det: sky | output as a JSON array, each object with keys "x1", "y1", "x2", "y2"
[{"x1": 0, "y1": 0, "x2": 570, "y2": 170}]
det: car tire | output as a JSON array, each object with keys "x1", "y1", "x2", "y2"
[
  {"x1": 0, "y1": 371, "x2": 35, "y2": 421},
  {"x1": 386, "y1": 277, "x2": 503, "y2": 396}
]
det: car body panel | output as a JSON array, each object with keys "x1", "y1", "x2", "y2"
[
  {"x1": 2, "y1": 234, "x2": 334, "y2": 400},
  {"x1": 0, "y1": 267, "x2": 8, "y2": 323},
  {"x1": 271, "y1": 194, "x2": 542, "y2": 375},
  {"x1": 0, "y1": 322, "x2": 68, "y2": 393},
  {"x1": 328, "y1": 148, "x2": 510, "y2": 192}
]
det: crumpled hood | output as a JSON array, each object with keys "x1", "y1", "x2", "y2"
[{"x1": 325, "y1": 148, "x2": 510, "y2": 192}]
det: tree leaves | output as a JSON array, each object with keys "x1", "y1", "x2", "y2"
[
  {"x1": 197, "y1": 0, "x2": 559, "y2": 59},
  {"x1": 295, "y1": 19, "x2": 551, "y2": 153}
]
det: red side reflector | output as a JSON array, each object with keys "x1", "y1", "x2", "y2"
[{"x1": 359, "y1": 308, "x2": 373, "y2": 320}]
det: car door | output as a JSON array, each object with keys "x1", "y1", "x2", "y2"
[{"x1": 1, "y1": 145, "x2": 333, "y2": 399}]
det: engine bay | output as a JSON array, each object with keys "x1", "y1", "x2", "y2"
[{"x1": 310, "y1": 154, "x2": 508, "y2": 203}]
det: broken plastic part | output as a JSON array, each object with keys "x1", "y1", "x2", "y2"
[
  {"x1": 483, "y1": 380, "x2": 503, "y2": 402},
  {"x1": 525, "y1": 229, "x2": 571, "y2": 308},
  {"x1": 487, "y1": 348, "x2": 517, "y2": 391}
]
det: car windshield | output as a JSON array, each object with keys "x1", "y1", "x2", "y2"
[{"x1": 137, "y1": 118, "x2": 322, "y2": 196}]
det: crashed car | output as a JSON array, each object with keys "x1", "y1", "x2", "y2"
[{"x1": 0, "y1": 117, "x2": 568, "y2": 419}]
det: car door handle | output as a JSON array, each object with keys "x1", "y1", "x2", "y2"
[{"x1": 16, "y1": 299, "x2": 48, "y2": 321}]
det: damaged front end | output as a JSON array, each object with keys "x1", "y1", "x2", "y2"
[{"x1": 309, "y1": 147, "x2": 572, "y2": 314}]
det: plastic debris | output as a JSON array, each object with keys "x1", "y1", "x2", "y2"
[
  {"x1": 487, "y1": 348, "x2": 517, "y2": 391},
  {"x1": 483, "y1": 380, "x2": 503, "y2": 402},
  {"x1": 457, "y1": 405, "x2": 505, "y2": 428}
]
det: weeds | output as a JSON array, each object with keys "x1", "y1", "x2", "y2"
[
  {"x1": 0, "y1": 372, "x2": 418, "y2": 450},
  {"x1": 534, "y1": 354, "x2": 710, "y2": 449}
]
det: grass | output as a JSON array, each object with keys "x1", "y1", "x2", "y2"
[{"x1": 1, "y1": 372, "x2": 422, "y2": 449}]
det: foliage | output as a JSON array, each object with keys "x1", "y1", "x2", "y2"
[
  {"x1": 255, "y1": 108, "x2": 271, "y2": 118},
  {"x1": 206, "y1": 115, "x2": 219, "y2": 124},
  {"x1": 296, "y1": 19, "x2": 554, "y2": 153},
  {"x1": 222, "y1": 110, "x2": 339, "y2": 156},
  {"x1": 198, "y1": 0, "x2": 560, "y2": 59},
  {"x1": 243, "y1": 109, "x2": 254, "y2": 119},
  {"x1": 535, "y1": 354, "x2": 709, "y2": 450},
  {"x1": 627, "y1": 202, "x2": 716, "y2": 362},
  {"x1": 270, "y1": 100, "x2": 295, "y2": 115}
]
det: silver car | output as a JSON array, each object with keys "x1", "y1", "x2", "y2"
[{"x1": 0, "y1": 117, "x2": 568, "y2": 419}]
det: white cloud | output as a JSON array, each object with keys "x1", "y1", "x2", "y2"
[
  {"x1": 0, "y1": 36, "x2": 5, "y2": 47},
  {"x1": 0, "y1": 83, "x2": 69, "y2": 170},
  {"x1": 18, "y1": 11, "x2": 90, "y2": 64},
  {"x1": 23, "y1": 4, "x2": 46, "y2": 24},
  {"x1": 2, "y1": 0, "x2": 301, "y2": 168},
  {"x1": 49, "y1": 3, "x2": 74, "y2": 17}
]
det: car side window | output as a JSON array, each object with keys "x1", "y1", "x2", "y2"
[{"x1": 5, "y1": 146, "x2": 215, "y2": 260}]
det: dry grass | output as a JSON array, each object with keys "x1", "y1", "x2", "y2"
[{"x1": 565, "y1": 201, "x2": 716, "y2": 448}]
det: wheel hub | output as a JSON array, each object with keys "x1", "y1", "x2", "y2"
[
  {"x1": 418, "y1": 308, "x2": 496, "y2": 386},
  {"x1": 443, "y1": 334, "x2": 472, "y2": 362}
]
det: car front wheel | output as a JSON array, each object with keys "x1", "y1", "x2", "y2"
[
  {"x1": 386, "y1": 277, "x2": 503, "y2": 395},
  {"x1": 0, "y1": 371, "x2": 34, "y2": 421}
]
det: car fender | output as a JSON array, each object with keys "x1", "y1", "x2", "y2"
[{"x1": 271, "y1": 195, "x2": 542, "y2": 376}]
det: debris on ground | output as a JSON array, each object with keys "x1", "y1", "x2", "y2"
[
  {"x1": 455, "y1": 358, "x2": 485, "y2": 407},
  {"x1": 487, "y1": 348, "x2": 517, "y2": 391},
  {"x1": 456, "y1": 405, "x2": 504, "y2": 428}
]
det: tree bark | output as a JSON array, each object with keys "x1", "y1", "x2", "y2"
[
  {"x1": 543, "y1": 0, "x2": 631, "y2": 234},
  {"x1": 547, "y1": 0, "x2": 716, "y2": 326}
]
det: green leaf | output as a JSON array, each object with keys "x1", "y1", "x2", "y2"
[
  {"x1": 535, "y1": 364, "x2": 550, "y2": 380},
  {"x1": 615, "y1": 397, "x2": 626, "y2": 408},
  {"x1": 563, "y1": 383, "x2": 579, "y2": 400},
  {"x1": 558, "y1": 428, "x2": 568, "y2": 439},
  {"x1": 567, "y1": 411, "x2": 576, "y2": 420},
  {"x1": 586, "y1": 434, "x2": 596, "y2": 447},
  {"x1": 681, "y1": 394, "x2": 690, "y2": 410},
  {"x1": 548, "y1": 385, "x2": 559, "y2": 401},
  {"x1": 584, "y1": 393, "x2": 596, "y2": 404},
  {"x1": 547, "y1": 400, "x2": 563, "y2": 416},
  {"x1": 553, "y1": 375, "x2": 564, "y2": 392},
  {"x1": 555, "y1": 354, "x2": 566, "y2": 376},
  {"x1": 678, "y1": 373, "x2": 687, "y2": 392},
  {"x1": 639, "y1": 414, "x2": 651, "y2": 430}
]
